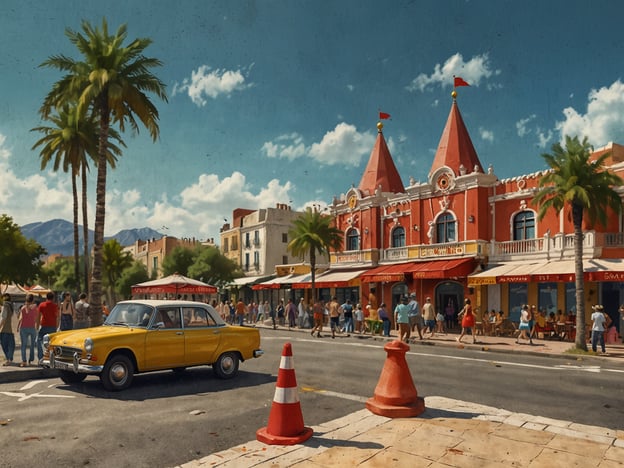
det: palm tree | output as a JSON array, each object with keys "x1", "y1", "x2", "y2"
[
  {"x1": 39, "y1": 18, "x2": 167, "y2": 326},
  {"x1": 102, "y1": 239, "x2": 133, "y2": 305},
  {"x1": 32, "y1": 106, "x2": 123, "y2": 293},
  {"x1": 532, "y1": 135, "x2": 622, "y2": 351},
  {"x1": 288, "y1": 207, "x2": 343, "y2": 303}
]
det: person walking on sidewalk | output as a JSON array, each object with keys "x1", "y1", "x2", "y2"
[
  {"x1": 0, "y1": 293, "x2": 15, "y2": 366},
  {"x1": 516, "y1": 304, "x2": 533, "y2": 345},
  {"x1": 456, "y1": 298, "x2": 476, "y2": 344},
  {"x1": 74, "y1": 293, "x2": 89, "y2": 329},
  {"x1": 17, "y1": 294, "x2": 37, "y2": 367},
  {"x1": 286, "y1": 298, "x2": 297, "y2": 329},
  {"x1": 378, "y1": 303, "x2": 391, "y2": 336},
  {"x1": 310, "y1": 300, "x2": 324, "y2": 337},
  {"x1": 59, "y1": 292, "x2": 76, "y2": 331},
  {"x1": 36, "y1": 291, "x2": 59, "y2": 364},
  {"x1": 407, "y1": 292, "x2": 424, "y2": 340},
  {"x1": 591, "y1": 304, "x2": 607, "y2": 354},
  {"x1": 422, "y1": 297, "x2": 436, "y2": 338},
  {"x1": 395, "y1": 295, "x2": 411, "y2": 343}
]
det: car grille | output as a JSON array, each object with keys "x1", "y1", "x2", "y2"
[{"x1": 52, "y1": 346, "x2": 83, "y2": 360}]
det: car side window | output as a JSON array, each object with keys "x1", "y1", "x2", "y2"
[
  {"x1": 183, "y1": 307, "x2": 216, "y2": 327},
  {"x1": 158, "y1": 308, "x2": 181, "y2": 329}
]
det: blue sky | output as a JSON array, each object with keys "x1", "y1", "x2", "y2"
[{"x1": 2, "y1": 0, "x2": 624, "y2": 242}]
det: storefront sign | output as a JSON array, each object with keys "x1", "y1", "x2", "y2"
[
  {"x1": 419, "y1": 245, "x2": 464, "y2": 257},
  {"x1": 587, "y1": 271, "x2": 624, "y2": 282}
]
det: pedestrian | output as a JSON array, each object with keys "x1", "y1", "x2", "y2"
[
  {"x1": 310, "y1": 300, "x2": 324, "y2": 337},
  {"x1": 516, "y1": 304, "x2": 533, "y2": 345},
  {"x1": 256, "y1": 301, "x2": 265, "y2": 322},
  {"x1": 36, "y1": 292, "x2": 59, "y2": 365},
  {"x1": 268, "y1": 301, "x2": 277, "y2": 329},
  {"x1": 297, "y1": 298, "x2": 306, "y2": 328},
  {"x1": 102, "y1": 299, "x2": 110, "y2": 321},
  {"x1": 456, "y1": 298, "x2": 476, "y2": 344},
  {"x1": 422, "y1": 297, "x2": 436, "y2": 338},
  {"x1": 0, "y1": 293, "x2": 15, "y2": 366},
  {"x1": 286, "y1": 298, "x2": 297, "y2": 329},
  {"x1": 59, "y1": 292, "x2": 75, "y2": 331},
  {"x1": 407, "y1": 292, "x2": 423, "y2": 340},
  {"x1": 235, "y1": 298, "x2": 247, "y2": 326},
  {"x1": 528, "y1": 305, "x2": 537, "y2": 342},
  {"x1": 436, "y1": 309, "x2": 445, "y2": 334},
  {"x1": 276, "y1": 299, "x2": 285, "y2": 326},
  {"x1": 17, "y1": 294, "x2": 37, "y2": 367},
  {"x1": 249, "y1": 302, "x2": 258, "y2": 323},
  {"x1": 378, "y1": 302, "x2": 391, "y2": 336},
  {"x1": 355, "y1": 303, "x2": 364, "y2": 334},
  {"x1": 341, "y1": 299, "x2": 354, "y2": 333},
  {"x1": 328, "y1": 297, "x2": 342, "y2": 339},
  {"x1": 394, "y1": 295, "x2": 411, "y2": 343},
  {"x1": 445, "y1": 298, "x2": 456, "y2": 330},
  {"x1": 74, "y1": 293, "x2": 89, "y2": 329},
  {"x1": 591, "y1": 305, "x2": 607, "y2": 354}
]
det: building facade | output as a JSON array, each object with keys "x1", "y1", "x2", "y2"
[
  {"x1": 256, "y1": 91, "x2": 624, "y2": 333},
  {"x1": 123, "y1": 236, "x2": 203, "y2": 279}
]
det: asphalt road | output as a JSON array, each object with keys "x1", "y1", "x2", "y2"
[{"x1": 1, "y1": 329, "x2": 623, "y2": 467}]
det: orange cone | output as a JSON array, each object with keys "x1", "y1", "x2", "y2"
[
  {"x1": 257, "y1": 342, "x2": 313, "y2": 445},
  {"x1": 366, "y1": 339, "x2": 425, "y2": 418}
]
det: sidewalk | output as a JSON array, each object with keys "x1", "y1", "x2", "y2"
[{"x1": 180, "y1": 397, "x2": 624, "y2": 467}]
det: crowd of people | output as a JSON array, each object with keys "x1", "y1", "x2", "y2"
[{"x1": 0, "y1": 291, "x2": 105, "y2": 368}]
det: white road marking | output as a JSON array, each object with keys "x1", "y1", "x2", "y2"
[
  {"x1": 0, "y1": 391, "x2": 74, "y2": 401},
  {"x1": 20, "y1": 380, "x2": 48, "y2": 390}
]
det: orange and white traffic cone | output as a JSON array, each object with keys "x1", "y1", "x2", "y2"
[
  {"x1": 256, "y1": 342, "x2": 313, "y2": 445},
  {"x1": 366, "y1": 339, "x2": 425, "y2": 418}
]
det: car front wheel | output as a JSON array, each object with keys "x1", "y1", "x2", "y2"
[
  {"x1": 100, "y1": 354, "x2": 134, "y2": 391},
  {"x1": 59, "y1": 371, "x2": 87, "y2": 384},
  {"x1": 213, "y1": 352, "x2": 239, "y2": 379}
]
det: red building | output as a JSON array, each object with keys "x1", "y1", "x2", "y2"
[{"x1": 325, "y1": 91, "x2": 624, "y2": 329}]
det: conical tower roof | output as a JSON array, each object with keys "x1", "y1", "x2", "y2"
[
  {"x1": 358, "y1": 122, "x2": 405, "y2": 195},
  {"x1": 429, "y1": 96, "x2": 483, "y2": 177}
]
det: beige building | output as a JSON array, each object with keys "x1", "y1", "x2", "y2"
[
  {"x1": 221, "y1": 204, "x2": 311, "y2": 277},
  {"x1": 123, "y1": 236, "x2": 204, "y2": 278}
]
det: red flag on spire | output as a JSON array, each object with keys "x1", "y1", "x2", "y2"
[
  {"x1": 379, "y1": 111, "x2": 391, "y2": 120},
  {"x1": 454, "y1": 76, "x2": 470, "y2": 87}
]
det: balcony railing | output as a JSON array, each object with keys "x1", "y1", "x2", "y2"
[{"x1": 490, "y1": 231, "x2": 602, "y2": 262}]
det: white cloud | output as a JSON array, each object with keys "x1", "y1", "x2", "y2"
[
  {"x1": 406, "y1": 52, "x2": 500, "y2": 92},
  {"x1": 536, "y1": 128, "x2": 553, "y2": 149},
  {"x1": 516, "y1": 114, "x2": 536, "y2": 137},
  {"x1": 172, "y1": 64, "x2": 254, "y2": 106},
  {"x1": 479, "y1": 127, "x2": 494, "y2": 143},
  {"x1": 261, "y1": 123, "x2": 378, "y2": 166},
  {"x1": 555, "y1": 80, "x2": 624, "y2": 146}
]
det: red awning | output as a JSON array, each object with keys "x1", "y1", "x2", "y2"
[
  {"x1": 360, "y1": 263, "x2": 410, "y2": 283},
  {"x1": 294, "y1": 270, "x2": 366, "y2": 289},
  {"x1": 407, "y1": 258, "x2": 476, "y2": 279}
]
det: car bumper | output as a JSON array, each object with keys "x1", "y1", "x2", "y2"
[
  {"x1": 254, "y1": 349, "x2": 264, "y2": 358},
  {"x1": 43, "y1": 353, "x2": 104, "y2": 374}
]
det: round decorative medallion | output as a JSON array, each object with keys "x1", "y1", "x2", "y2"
[
  {"x1": 347, "y1": 195, "x2": 358, "y2": 209},
  {"x1": 437, "y1": 173, "x2": 451, "y2": 190}
]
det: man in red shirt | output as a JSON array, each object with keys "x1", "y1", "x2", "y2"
[{"x1": 36, "y1": 292, "x2": 59, "y2": 364}]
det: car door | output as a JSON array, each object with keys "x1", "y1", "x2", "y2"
[
  {"x1": 144, "y1": 307, "x2": 186, "y2": 370},
  {"x1": 182, "y1": 306, "x2": 222, "y2": 366}
]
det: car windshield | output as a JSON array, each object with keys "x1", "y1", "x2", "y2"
[{"x1": 105, "y1": 303, "x2": 155, "y2": 328}]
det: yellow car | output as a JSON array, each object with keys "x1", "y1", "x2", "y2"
[{"x1": 42, "y1": 300, "x2": 263, "y2": 391}]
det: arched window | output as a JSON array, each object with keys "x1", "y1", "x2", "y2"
[
  {"x1": 436, "y1": 213, "x2": 456, "y2": 243},
  {"x1": 346, "y1": 228, "x2": 359, "y2": 251},
  {"x1": 391, "y1": 226, "x2": 405, "y2": 248},
  {"x1": 513, "y1": 211, "x2": 535, "y2": 240}
]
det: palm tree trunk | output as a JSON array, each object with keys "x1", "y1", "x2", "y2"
[
  {"x1": 81, "y1": 163, "x2": 90, "y2": 294},
  {"x1": 572, "y1": 203, "x2": 587, "y2": 351},
  {"x1": 89, "y1": 99, "x2": 109, "y2": 326},
  {"x1": 71, "y1": 171, "x2": 80, "y2": 291},
  {"x1": 309, "y1": 248, "x2": 317, "y2": 303}
]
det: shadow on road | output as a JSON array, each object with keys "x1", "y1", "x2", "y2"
[{"x1": 52, "y1": 368, "x2": 276, "y2": 400}]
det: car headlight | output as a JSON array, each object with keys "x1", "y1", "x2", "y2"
[
  {"x1": 42, "y1": 334, "x2": 50, "y2": 349},
  {"x1": 84, "y1": 337, "x2": 94, "y2": 353}
]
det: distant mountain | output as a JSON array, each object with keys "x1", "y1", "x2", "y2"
[{"x1": 21, "y1": 219, "x2": 163, "y2": 256}]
